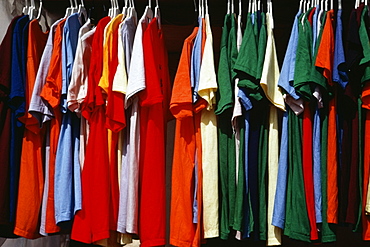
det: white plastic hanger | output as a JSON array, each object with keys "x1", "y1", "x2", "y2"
[
  {"x1": 23, "y1": 0, "x2": 30, "y2": 15},
  {"x1": 238, "y1": 0, "x2": 242, "y2": 16},
  {"x1": 155, "y1": 0, "x2": 161, "y2": 28},
  {"x1": 356, "y1": 0, "x2": 360, "y2": 8},
  {"x1": 64, "y1": 0, "x2": 72, "y2": 18},
  {"x1": 199, "y1": 0, "x2": 203, "y2": 17},
  {"x1": 338, "y1": 0, "x2": 342, "y2": 9},
  {"x1": 36, "y1": 0, "x2": 43, "y2": 20},
  {"x1": 299, "y1": 0, "x2": 303, "y2": 12},
  {"x1": 78, "y1": 0, "x2": 88, "y2": 22},
  {"x1": 248, "y1": 0, "x2": 251, "y2": 13},
  {"x1": 122, "y1": 0, "x2": 128, "y2": 16},
  {"x1": 330, "y1": 0, "x2": 333, "y2": 9},
  {"x1": 143, "y1": 0, "x2": 154, "y2": 23},
  {"x1": 28, "y1": 0, "x2": 37, "y2": 19},
  {"x1": 325, "y1": 0, "x2": 328, "y2": 11},
  {"x1": 258, "y1": 0, "x2": 261, "y2": 11},
  {"x1": 231, "y1": 0, "x2": 235, "y2": 14}
]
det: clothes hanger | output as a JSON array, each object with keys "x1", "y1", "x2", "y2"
[
  {"x1": 23, "y1": 0, "x2": 30, "y2": 15},
  {"x1": 143, "y1": 0, "x2": 154, "y2": 22},
  {"x1": 114, "y1": 0, "x2": 121, "y2": 16},
  {"x1": 248, "y1": 0, "x2": 251, "y2": 13},
  {"x1": 64, "y1": 0, "x2": 73, "y2": 18},
  {"x1": 155, "y1": 0, "x2": 161, "y2": 28},
  {"x1": 231, "y1": 0, "x2": 235, "y2": 14},
  {"x1": 325, "y1": 0, "x2": 328, "y2": 11},
  {"x1": 122, "y1": 0, "x2": 128, "y2": 16},
  {"x1": 36, "y1": 0, "x2": 43, "y2": 20},
  {"x1": 258, "y1": 0, "x2": 261, "y2": 11},
  {"x1": 78, "y1": 0, "x2": 88, "y2": 22},
  {"x1": 28, "y1": 0, "x2": 37, "y2": 19},
  {"x1": 338, "y1": 0, "x2": 342, "y2": 9},
  {"x1": 330, "y1": 0, "x2": 333, "y2": 9},
  {"x1": 71, "y1": 0, "x2": 78, "y2": 14},
  {"x1": 238, "y1": 0, "x2": 242, "y2": 16}
]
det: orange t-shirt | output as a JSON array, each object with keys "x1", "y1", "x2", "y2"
[
  {"x1": 39, "y1": 19, "x2": 66, "y2": 234},
  {"x1": 14, "y1": 19, "x2": 49, "y2": 239},
  {"x1": 170, "y1": 26, "x2": 208, "y2": 247}
]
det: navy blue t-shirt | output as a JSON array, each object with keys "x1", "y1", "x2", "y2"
[{"x1": 8, "y1": 15, "x2": 30, "y2": 222}]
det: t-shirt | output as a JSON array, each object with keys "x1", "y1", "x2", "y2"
[
  {"x1": 333, "y1": 9, "x2": 348, "y2": 89},
  {"x1": 191, "y1": 17, "x2": 203, "y2": 103},
  {"x1": 139, "y1": 17, "x2": 170, "y2": 247},
  {"x1": 0, "y1": 14, "x2": 22, "y2": 226},
  {"x1": 273, "y1": 10, "x2": 301, "y2": 230},
  {"x1": 215, "y1": 13, "x2": 236, "y2": 240},
  {"x1": 67, "y1": 23, "x2": 95, "y2": 170},
  {"x1": 124, "y1": 9, "x2": 152, "y2": 235},
  {"x1": 8, "y1": 15, "x2": 30, "y2": 223},
  {"x1": 67, "y1": 19, "x2": 93, "y2": 113},
  {"x1": 277, "y1": 10, "x2": 302, "y2": 101},
  {"x1": 294, "y1": 10, "x2": 314, "y2": 100},
  {"x1": 259, "y1": 9, "x2": 283, "y2": 245},
  {"x1": 54, "y1": 13, "x2": 82, "y2": 225},
  {"x1": 40, "y1": 18, "x2": 66, "y2": 235},
  {"x1": 198, "y1": 14, "x2": 219, "y2": 239},
  {"x1": 170, "y1": 26, "x2": 205, "y2": 247},
  {"x1": 99, "y1": 14, "x2": 126, "y2": 133},
  {"x1": 14, "y1": 19, "x2": 48, "y2": 239},
  {"x1": 71, "y1": 16, "x2": 111, "y2": 245},
  {"x1": 117, "y1": 15, "x2": 137, "y2": 235}
]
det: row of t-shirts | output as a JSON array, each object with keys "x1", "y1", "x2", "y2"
[
  {"x1": 213, "y1": 1, "x2": 284, "y2": 245},
  {"x1": 0, "y1": 4, "x2": 170, "y2": 246},
  {"x1": 169, "y1": 3, "x2": 219, "y2": 246},
  {"x1": 202, "y1": 1, "x2": 370, "y2": 246}
]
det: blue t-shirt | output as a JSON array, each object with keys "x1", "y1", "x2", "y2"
[
  {"x1": 278, "y1": 11, "x2": 301, "y2": 100},
  {"x1": 191, "y1": 17, "x2": 203, "y2": 104},
  {"x1": 54, "y1": 13, "x2": 82, "y2": 225},
  {"x1": 272, "y1": 110, "x2": 288, "y2": 229},
  {"x1": 273, "y1": 10, "x2": 301, "y2": 229},
  {"x1": 8, "y1": 15, "x2": 30, "y2": 222},
  {"x1": 333, "y1": 9, "x2": 349, "y2": 89}
]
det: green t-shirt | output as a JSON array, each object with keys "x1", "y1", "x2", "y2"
[
  {"x1": 216, "y1": 14, "x2": 238, "y2": 240},
  {"x1": 216, "y1": 14, "x2": 234, "y2": 116},
  {"x1": 234, "y1": 13, "x2": 264, "y2": 102},
  {"x1": 294, "y1": 10, "x2": 314, "y2": 101},
  {"x1": 284, "y1": 107, "x2": 311, "y2": 242},
  {"x1": 359, "y1": 7, "x2": 370, "y2": 84}
]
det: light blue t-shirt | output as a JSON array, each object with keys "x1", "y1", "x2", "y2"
[
  {"x1": 54, "y1": 13, "x2": 82, "y2": 225},
  {"x1": 272, "y1": 110, "x2": 288, "y2": 229},
  {"x1": 278, "y1": 11, "x2": 302, "y2": 100},
  {"x1": 311, "y1": 5, "x2": 324, "y2": 224},
  {"x1": 191, "y1": 17, "x2": 203, "y2": 104},
  {"x1": 312, "y1": 5, "x2": 320, "y2": 55},
  {"x1": 273, "y1": 10, "x2": 301, "y2": 229}
]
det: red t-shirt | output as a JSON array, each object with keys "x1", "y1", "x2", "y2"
[{"x1": 138, "y1": 17, "x2": 171, "y2": 247}]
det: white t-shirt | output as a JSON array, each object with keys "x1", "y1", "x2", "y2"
[{"x1": 198, "y1": 14, "x2": 219, "y2": 239}]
